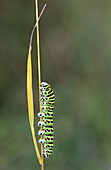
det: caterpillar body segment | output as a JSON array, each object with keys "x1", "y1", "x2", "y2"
[
  {"x1": 43, "y1": 112, "x2": 53, "y2": 119},
  {"x1": 43, "y1": 127, "x2": 53, "y2": 135},
  {"x1": 41, "y1": 101, "x2": 55, "y2": 107},
  {"x1": 41, "y1": 96, "x2": 55, "y2": 103},
  {"x1": 38, "y1": 82, "x2": 55, "y2": 158},
  {"x1": 42, "y1": 106, "x2": 54, "y2": 111}
]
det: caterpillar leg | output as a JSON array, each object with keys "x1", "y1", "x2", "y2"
[
  {"x1": 37, "y1": 112, "x2": 44, "y2": 117},
  {"x1": 38, "y1": 139, "x2": 45, "y2": 144},
  {"x1": 38, "y1": 121, "x2": 44, "y2": 127},
  {"x1": 38, "y1": 130, "x2": 45, "y2": 136}
]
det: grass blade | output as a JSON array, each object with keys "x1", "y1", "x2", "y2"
[{"x1": 27, "y1": 47, "x2": 41, "y2": 165}]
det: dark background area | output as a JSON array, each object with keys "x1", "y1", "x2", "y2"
[{"x1": 0, "y1": 0, "x2": 111, "y2": 170}]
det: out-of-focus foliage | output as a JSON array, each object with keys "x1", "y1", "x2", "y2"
[{"x1": 0, "y1": 0, "x2": 111, "y2": 170}]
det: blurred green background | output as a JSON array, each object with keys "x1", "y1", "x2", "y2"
[{"x1": 0, "y1": 0, "x2": 111, "y2": 170}]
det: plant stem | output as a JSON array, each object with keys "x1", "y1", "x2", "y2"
[{"x1": 35, "y1": 0, "x2": 44, "y2": 169}]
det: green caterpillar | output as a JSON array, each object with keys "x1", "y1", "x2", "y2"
[{"x1": 38, "y1": 82, "x2": 55, "y2": 158}]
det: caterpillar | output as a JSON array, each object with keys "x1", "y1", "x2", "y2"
[{"x1": 38, "y1": 82, "x2": 55, "y2": 158}]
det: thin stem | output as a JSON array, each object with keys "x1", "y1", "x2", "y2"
[
  {"x1": 29, "y1": 4, "x2": 47, "y2": 50},
  {"x1": 35, "y1": 0, "x2": 44, "y2": 169}
]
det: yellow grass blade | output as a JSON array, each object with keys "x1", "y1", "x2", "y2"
[{"x1": 27, "y1": 47, "x2": 41, "y2": 165}]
